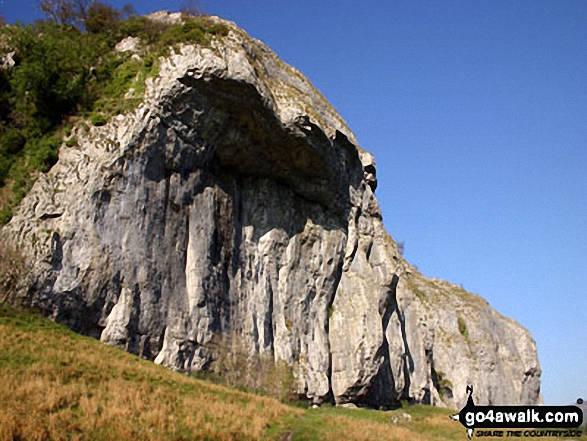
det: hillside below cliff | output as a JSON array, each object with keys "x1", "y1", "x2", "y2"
[
  {"x1": 11, "y1": 303, "x2": 554, "y2": 440},
  {"x1": 2, "y1": 12, "x2": 541, "y2": 410}
]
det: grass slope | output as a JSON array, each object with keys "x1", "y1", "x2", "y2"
[{"x1": 0, "y1": 305, "x2": 571, "y2": 440}]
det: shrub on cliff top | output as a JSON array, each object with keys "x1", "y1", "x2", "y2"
[{"x1": 0, "y1": 1, "x2": 228, "y2": 224}]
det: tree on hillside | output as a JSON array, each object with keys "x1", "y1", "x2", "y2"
[
  {"x1": 39, "y1": 0, "x2": 66, "y2": 24},
  {"x1": 39, "y1": 0, "x2": 84, "y2": 26},
  {"x1": 8, "y1": 21, "x2": 96, "y2": 128},
  {"x1": 39, "y1": 0, "x2": 136, "y2": 32},
  {"x1": 84, "y1": 2, "x2": 120, "y2": 34},
  {"x1": 180, "y1": 1, "x2": 202, "y2": 17}
]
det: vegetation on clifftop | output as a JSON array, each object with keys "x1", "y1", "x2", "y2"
[{"x1": 0, "y1": 1, "x2": 228, "y2": 224}]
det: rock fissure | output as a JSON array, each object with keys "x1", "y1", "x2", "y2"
[{"x1": 4, "y1": 15, "x2": 541, "y2": 409}]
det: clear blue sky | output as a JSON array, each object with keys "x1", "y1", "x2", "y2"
[{"x1": 2, "y1": 0, "x2": 585, "y2": 406}]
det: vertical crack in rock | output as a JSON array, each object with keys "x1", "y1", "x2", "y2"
[{"x1": 3, "y1": 15, "x2": 541, "y2": 408}]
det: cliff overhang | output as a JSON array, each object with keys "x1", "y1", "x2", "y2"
[{"x1": 3, "y1": 15, "x2": 541, "y2": 409}]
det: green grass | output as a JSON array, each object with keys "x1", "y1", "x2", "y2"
[{"x1": 88, "y1": 51, "x2": 161, "y2": 124}]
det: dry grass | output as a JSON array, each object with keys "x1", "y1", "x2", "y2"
[
  {"x1": 0, "y1": 305, "x2": 574, "y2": 440},
  {"x1": 308, "y1": 413, "x2": 428, "y2": 441},
  {"x1": 0, "y1": 305, "x2": 297, "y2": 440}
]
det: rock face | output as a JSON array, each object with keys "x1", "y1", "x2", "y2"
[{"x1": 5, "y1": 16, "x2": 541, "y2": 409}]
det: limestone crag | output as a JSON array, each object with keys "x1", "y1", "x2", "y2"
[{"x1": 5, "y1": 15, "x2": 541, "y2": 409}]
